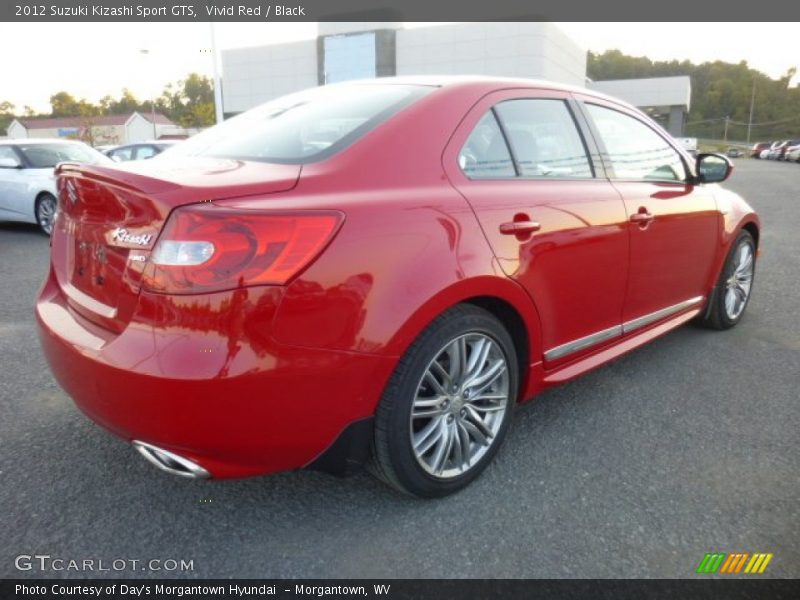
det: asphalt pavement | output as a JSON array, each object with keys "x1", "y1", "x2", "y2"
[{"x1": 1, "y1": 159, "x2": 798, "y2": 578}]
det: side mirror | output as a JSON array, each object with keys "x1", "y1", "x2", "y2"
[
  {"x1": 111, "y1": 155, "x2": 123, "y2": 163},
  {"x1": 0, "y1": 157, "x2": 22, "y2": 169},
  {"x1": 696, "y1": 153, "x2": 733, "y2": 183}
]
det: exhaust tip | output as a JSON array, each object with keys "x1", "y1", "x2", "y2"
[{"x1": 132, "y1": 440, "x2": 210, "y2": 479}]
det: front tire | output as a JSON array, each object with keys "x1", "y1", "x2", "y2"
[
  {"x1": 703, "y1": 230, "x2": 756, "y2": 330},
  {"x1": 371, "y1": 304, "x2": 518, "y2": 498},
  {"x1": 35, "y1": 193, "x2": 57, "y2": 235}
]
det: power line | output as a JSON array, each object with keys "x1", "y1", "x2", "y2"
[
  {"x1": 688, "y1": 115, "x2": 800, "y2": 127},
  {"x1": 729, "y1": 115, "x2": 800, "y2": 127}
]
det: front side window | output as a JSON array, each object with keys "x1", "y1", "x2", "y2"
[
  {"x1": 458, "y1": 111, "x2": 515, "y2": 179},
  {"x1": 0, "y1": 146, "x2": 18, "y2": 161},
  {"x1": 163, "y1": 84, "x2": 432, "y2": 165},
  {"x1": 110, "y1": 147, "x2": 134, "y2": 161},
  {"x1": 135, "y1": 145, "x2": 158, "y2": 160},
  {"x1": 494, "y1": 99, "x2": 593, "y2": 178},
  {"x1": 585, "y1": 104, "x2": 686, "y2": 182}
]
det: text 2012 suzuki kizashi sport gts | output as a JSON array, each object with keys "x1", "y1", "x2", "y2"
[{"x1": 37, "y1": 77, "x2": 760, "y2": 497}]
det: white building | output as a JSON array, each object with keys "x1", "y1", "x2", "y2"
[
  {"x1": 221, "y1": 22, "x2": 587, "y2": 116},
  {"x1": 220, "y1": 22, "x2": 691, "y2": 137},
  {"x1": 588, "y1": 76, "x2": 691, "y2": 136}
]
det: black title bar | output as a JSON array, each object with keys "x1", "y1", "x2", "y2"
[
  {"x1": 3, "y1": 0, "x2": 800, "y2": 22},
  {"x1": 3, "y1": 579, "x2": 800, "y2": 600}
]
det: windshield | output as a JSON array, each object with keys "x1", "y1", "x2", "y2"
[
  {"x1": 162, "y1": 84, "x2": 432, "y2": 165},
  {"x1": 18, "y1": 143, "x2": 110, "y2": 168}
]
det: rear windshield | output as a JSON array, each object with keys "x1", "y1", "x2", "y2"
[
  {"x1": 18, "y1": 143, "x2": 109, "y2": 168},
  {"x1": 162, "y1": 84, "x2": 432, "y2": 165}
]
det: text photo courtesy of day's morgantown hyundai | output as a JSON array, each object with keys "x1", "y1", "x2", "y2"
[{"x1": 1, "y1": 3, "x2": 798, "y2": 597}]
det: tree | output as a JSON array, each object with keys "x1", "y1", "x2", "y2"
[
  {"x1": 49, "y1": 91, "x2": 81, "y2": 117},
  {"x1": 14, "y1": 71, "x2": 217, "y2": 138},
  {"x1": 0, "y1": 100, "x2": 15, "y2": 135},
  {"x1": 107, "y1": 88, "x2": 143, "y2": 114},
  {"x1": 588, "y1": 50, "x2": 800, "y2": 140},
  {"x1": 156, "y1": 73, "x2": 216, "y2": 127},
  {"x1": 183, "y1": 73, "x2": 214, "y2": 106}
]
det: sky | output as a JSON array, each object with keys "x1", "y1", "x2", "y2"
[{"x1": 1, "y1": 22, "x2": 798, "y2": 113}]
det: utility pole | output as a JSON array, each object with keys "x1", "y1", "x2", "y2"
[
  {"x1": 139, "y1": 49, "x2": 158, "y2": 139},
  {"x1": 723, "y1": 115, "x2": 730, "y2": 142},
  {"x1": 747, "y1": 79, "x2": 756, "y2": 144},
  {"x1": 209, "y1": 22, "x2": 224, "y2": 124}
]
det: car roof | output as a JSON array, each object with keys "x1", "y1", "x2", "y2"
[
  {"x1": 112, "y1": 140, "x2": 179, "y2": 147},
  {"x1": 0, "y1": 138, "x2": 86, "y2": 146},
  {"x1": 337, "y1": 75, "x2": 635, "y2": 111}
]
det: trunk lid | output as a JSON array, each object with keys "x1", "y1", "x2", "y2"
[{"x1": 51, "y1": 157, "x2": 301, "y2": 332}]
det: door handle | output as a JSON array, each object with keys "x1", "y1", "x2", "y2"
[
  {"x1": 630, "y1": 208, "x2": 654, "y2": 225},
  {"x1": 499, "y1": 220, "x2": 541, "y2": 235}
]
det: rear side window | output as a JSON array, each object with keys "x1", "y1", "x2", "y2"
[
  {"x1": 166, "y1": 84, "x2": 432, "y2": 165},
  {"x1": 585, "y1": 104, "x2": 686, "y2": 182},
  {"x1": 458, "y1": 98, "x2": 593, "y2": 180},
  {"x1": 494, "y1": 99, "x2": 593, "y2": 178},
  {"x1": 458, "y1": 111, "x2": 515, "y2": 178}
]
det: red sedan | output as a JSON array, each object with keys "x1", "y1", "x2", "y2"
[{"x1": 37, "y1": 78, "x2": 760, "y2": 497}]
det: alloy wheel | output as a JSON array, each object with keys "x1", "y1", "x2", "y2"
[
  {"x1": 410, "y1": 333, "x2": 510, "y2": 479},
  {"x1": 724, "y1": 242, "x2": 754, "y2": 320},
  {"x1": 37, "y1": 195, "x2": 57, "y2": 235}
]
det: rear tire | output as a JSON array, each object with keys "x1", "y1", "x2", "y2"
[
  {"x1": 702, "y1": 230, "x2": 756, "y2": 330},
  {"x1": 35, "y1": 193, "x2": 57, "y2": 235},
  {"x1": 370, "y1": 304, "x2": 518, "y2": 498}
]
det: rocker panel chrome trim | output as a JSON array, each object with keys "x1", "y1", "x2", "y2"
[
  {"x1": 622, "y1": 296, "x2": 705, "y2": 334},
  {"x1": 543, "y1": 296, "x2": 705, "y2": 361}
]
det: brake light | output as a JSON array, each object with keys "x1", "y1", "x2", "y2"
[{"x1": 142, "y1": 204, "x2": 343, "y2": 294}]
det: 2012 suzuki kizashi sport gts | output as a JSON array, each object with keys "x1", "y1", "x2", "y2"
[{"x1": 37, "y1": 77, "x2": 760, "y2": 497}]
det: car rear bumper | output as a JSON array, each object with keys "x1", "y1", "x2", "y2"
[{"x1": 35, "y1": 269, "x2": 395, "y2": 478}]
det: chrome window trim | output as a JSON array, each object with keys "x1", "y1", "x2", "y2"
[{"x1": 543, "y1": 296, "x2": 705, "y2": 362}]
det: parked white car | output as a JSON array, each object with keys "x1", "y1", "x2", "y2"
[
  {"x1": 0, "y1": 139, "x2": 111, "y2": 234},
  {"x1": 785, "y1": 143, "x2": 800, "y2": 163}
]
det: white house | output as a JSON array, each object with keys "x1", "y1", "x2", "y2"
[{"x1": 6, "y1": 112, "x2": 178, "y2": 145}]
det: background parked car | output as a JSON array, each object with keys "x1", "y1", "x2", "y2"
[
  {"x1": 776, "y1": 139, "x2": 800, "y2": 160},
  {"x1": 727, "y1": 147, "x2": 742, "y2": 158},
  {"x1": 0, "y1": 139, "x2": 111, "y2": 234},
  {"x1": 750, "y1": 141, "x2": 771, "y2": 158},
  {"x1": 105, "y1": 140, "x2": 179, "y2": 162},
  {"x1": 785, "y1": 143, "x2": 800, "y2": 163},
  {"x1": 766, "y1": 140, "x2": 788, "y2": 160}
]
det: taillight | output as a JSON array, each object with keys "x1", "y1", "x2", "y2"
[{"x1": 142, "y1": 204, "x2": 343, "y2": 294}]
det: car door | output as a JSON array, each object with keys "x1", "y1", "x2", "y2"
[
  {"x1": 0, "y1": 145, "x2": 30, "y2": 219},
  {"x1": 444, "y1": 90, "x2": 630, "y2": 365},
  {"x1": 579, "y1": 100, "x2": 719, "y2": 327}
]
